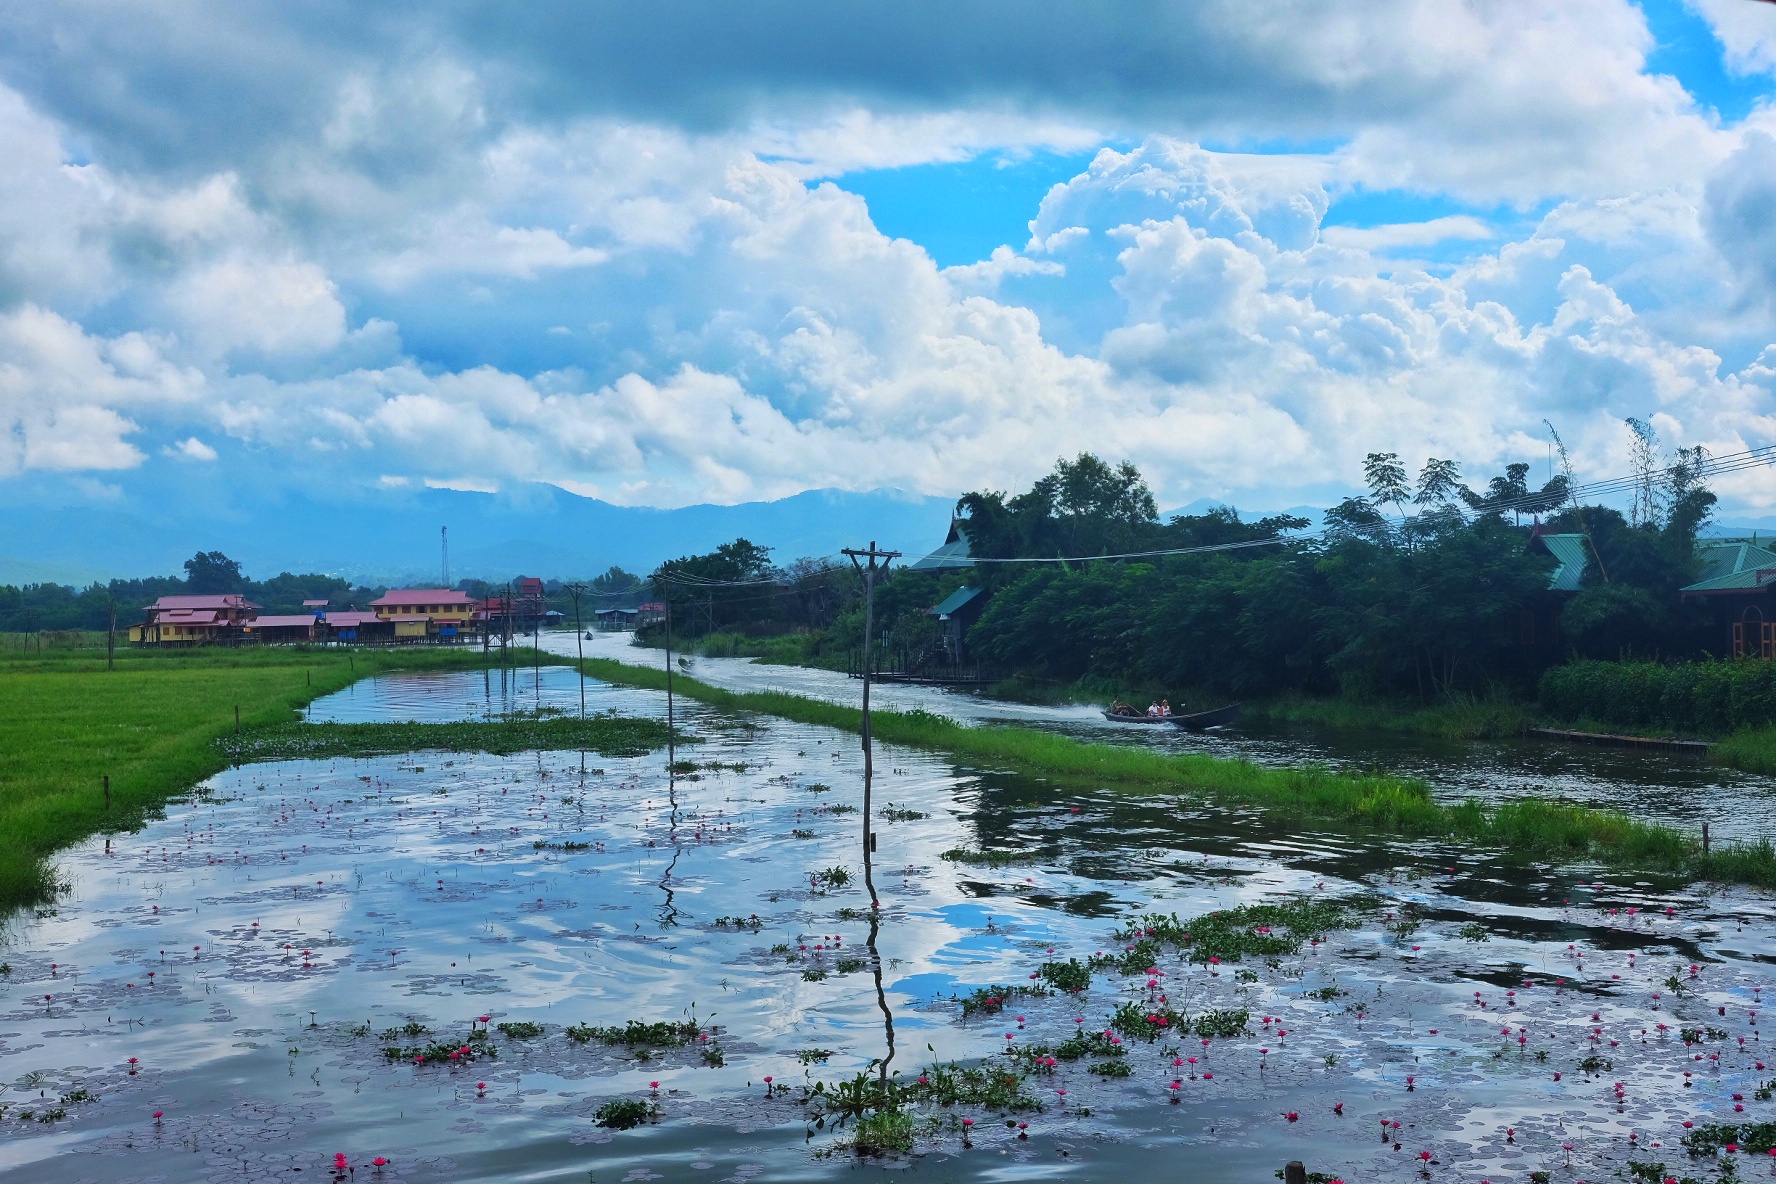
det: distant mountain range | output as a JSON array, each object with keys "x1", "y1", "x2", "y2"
[
  {"x1": 34, "y1": 473, "x2": 1744, "y2": 589},
  {"x1": 0, "y1": 483, "x2": 961, "y2": 586}
]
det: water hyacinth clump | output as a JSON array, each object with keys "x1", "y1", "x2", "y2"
[{"x1": 593, "y1": 1097, "x2": 658, "y2": 1129}]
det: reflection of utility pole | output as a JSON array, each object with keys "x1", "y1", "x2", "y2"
[
  {"x1": 664, "y1": 599, "x2": 675, "y2": 771},
  {"x1": 865, "y1": 790, "x2": 896, "y2": 1086},
  {"x1": 658, "y1": 770, "x2": 682, "y2": 929},
  {"x1": 564, "y1": 582, "x2": 587, "y2": 717}
]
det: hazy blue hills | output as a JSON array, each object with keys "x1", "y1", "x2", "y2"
[{"x1": 2, "y1": 483, "x2": 958, "y2": 585}]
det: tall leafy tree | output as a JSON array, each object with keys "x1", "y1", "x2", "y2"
[{"x1": 183, "y1": 551, "x2": 245, "y2": 594}]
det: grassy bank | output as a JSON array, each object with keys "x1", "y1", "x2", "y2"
[
  {"x1": 0, "y1": 645, "x2": 566, "y2": 910},
  {"x1": 670, "y1": 629, "x2": 848, "y2": 670},
  {"x1": 215, "y1": 712, "x2": 679, "y2": 764},
  {"x1": 580, "y1": 656, "x2": 1772, "y2": 888}
]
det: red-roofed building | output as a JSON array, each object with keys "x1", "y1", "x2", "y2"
[
  {"x1": 370, "y1": 588, "x2": 476, "y2": 641},
  {"x1": 241, "y1": 614, "x2": 320, "y2": 643},
  {"x1": 129, "y1": 594, "x2": 260, "y2": 644}
]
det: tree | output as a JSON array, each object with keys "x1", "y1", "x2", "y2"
[
  {"x1": 955, "y1": 453, "x2": 1158, "y2": 561},
  {"x1": 183, "y1": 551, "x2": 245, "y2": 593},
  {"x1": 1414, "y1": 458, "x2": 1463, "y2": 508},
  {"x1": 1363, "y1": 452, "x2": 1410, "y2": 515},
  {"x1": 650, "y1": 538, "x2": 779, "y2": 634},
  {"x1": 1321, "y1": 496, "x2": 1391, "y2": 546},
  {"x1": 1458, "y1": 462, "x2": 1567, "y2": 524},
  {"x1": 1626, "y1": 417, "x2": 1661, "y2": 528}
]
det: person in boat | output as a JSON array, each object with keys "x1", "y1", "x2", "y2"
[
  {"x1": 1111, "y1": 698, "x2": 1133, "y2": 717},
  {"x1": 1160, "y1": 699, "x2": 1173, "y2": 716},
  {"x1": 1146, "y1": 700, "x2": 1161, "y2": 716}
]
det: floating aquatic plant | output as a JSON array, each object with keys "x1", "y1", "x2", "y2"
[{"x1": 593, "y1": 1097, "x2": 657, "y2": 1130}]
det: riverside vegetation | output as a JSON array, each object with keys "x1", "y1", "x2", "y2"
[
  {"x1": 0, "y1": 643, "x2": 583, "y2": 909},
  {"x1": 577, "y1": 656, "x2": 1776, "y2": 889}
]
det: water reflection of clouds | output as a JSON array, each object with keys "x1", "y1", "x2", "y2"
[{"x1": 5, "y1": 650, "x2": 1775, "y2": 1180}]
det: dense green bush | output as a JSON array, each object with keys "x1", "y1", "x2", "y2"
[{"x1": 1539, "y1": 659, "x2": 1776, "y2": 734}]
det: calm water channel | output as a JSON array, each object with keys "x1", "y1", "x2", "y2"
[
  {"x1": 2, "y1": 649, "x2": 1774, "y2": 1183},
  {"x1": 541, "y1": 631, "x2": 1776, "y2": 843}
]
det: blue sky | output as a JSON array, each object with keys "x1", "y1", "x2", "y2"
[{"x1": 0, "y1": 0, "x2": 1773, "y2": 546}]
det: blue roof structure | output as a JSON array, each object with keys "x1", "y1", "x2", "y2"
[
  {"x1": 910, "y1": 517, "x2": 975, "y2": 571},
  {"x1": 1529, "y1": 531, "x2": 1590, "y2": 592},
  {"x1": 1680, "y1": 538, "x2": 1776, "y2": 595},
  {"x1": 928, "y1": 586, "x2": 984, "y2": 617}
]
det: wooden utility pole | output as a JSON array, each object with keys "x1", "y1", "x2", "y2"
[
  {"x1": 564, "y1": 582, "x2": 588, "y2": 717},
  {"x1": 842, "y1": 542, "x2": 901, "y2": 862}
]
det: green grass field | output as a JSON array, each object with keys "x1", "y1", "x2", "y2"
[{"x1": 0, "y1": 644, "x2": 566, "y2": 909}]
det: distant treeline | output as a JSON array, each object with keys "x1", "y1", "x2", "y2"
[
  {"x1": 645, "y1": 438, "x2": 1725, "y2": 703},
  {"x1": 0, "y1": 551, "x2": 647, "y2": 634}
]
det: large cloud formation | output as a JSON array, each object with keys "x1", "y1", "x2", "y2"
[{"x1": 0, "y1": 0, "x2": 1773, "y2": 511}]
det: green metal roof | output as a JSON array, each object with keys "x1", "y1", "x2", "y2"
[
  {"x1": 911, "y1": 518, "x2": 975, "y2": 570},
  {"x1": 929, "y1": 586, "x2": 984, "y2": 617},
  {"x1": 1532, "y1": 532, "x2": 1591, "y2": 592},
  {"x1": 1680, "y1": 541, "x2": 1776, "y2": 595}
]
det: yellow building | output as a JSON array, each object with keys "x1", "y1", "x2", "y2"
[
  {"x1": 128, "y1": 594, "x2": 260, "y2": 644},
  {"x1": 369, "y1": 588, "x2": 477, "y2": 641}
]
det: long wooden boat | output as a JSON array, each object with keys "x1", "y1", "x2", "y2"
[
  {"x1": 1167, "y1": 702, "x2": 1241, "y2": 731},
  {"x1": 1101, "y1": 710, "x2": 1174, "y2": 725},
  {"x1": 1528, "y1": 726, "x2": 1709, "y2": 753}
]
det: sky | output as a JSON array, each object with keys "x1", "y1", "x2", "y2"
[{"x1": 2, "y1": 0, "x2": 1776, "y2": 527}]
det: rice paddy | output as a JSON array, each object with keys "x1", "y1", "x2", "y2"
[{"x1": 0, "y1": 644, "x2": 563, "y2": 909}]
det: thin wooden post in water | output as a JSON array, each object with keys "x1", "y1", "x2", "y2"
[
  {"x1": 842, "y1": 541, "x2": 900, "y2": 883},
  {"x1": 1704, "y1": 822, "x2": 1711, "y2": 854},
  {"x1": 665, "y1": 599, "x2": 675, "y2": 770},
  {"x1": 565, "y1": 582, "x2": 587, "y2": 718},
  {"x1": 1284, "y1": 1162, "x2": 1306, "y2": 1184}
]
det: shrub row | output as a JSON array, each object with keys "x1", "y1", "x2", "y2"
[{"x1": 1538, "y1": 658, "x2": 1776, "y2": 735}]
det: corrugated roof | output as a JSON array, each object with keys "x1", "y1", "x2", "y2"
[
  {"x1": 245, "y1": 615, "x2": 319, "y2": 628},
  {"x1": 146, "y1": 594, "x2": 258, "y2": 611},
  {"x1": 1680, "y1": 541, "x2": 1776, "y2": 595},
  {"x1": 911, "y1": 519, "x2": 975, "y2": 571},
  {"x1": 323, "y1": 611, "x2": 380, "y2": 626},
  {"x1": 158, "y1": 609, "x2": 220, "y2": 624},
  {"x1": 371, "y1": 589, "x2": 475, "y2": 606},
  {"x1": 1536, "y1": 533, "x2": 1591, "y2": 592},
  {"x1": 929, "y1": 586, "x2": 984, "y2": 617}
]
